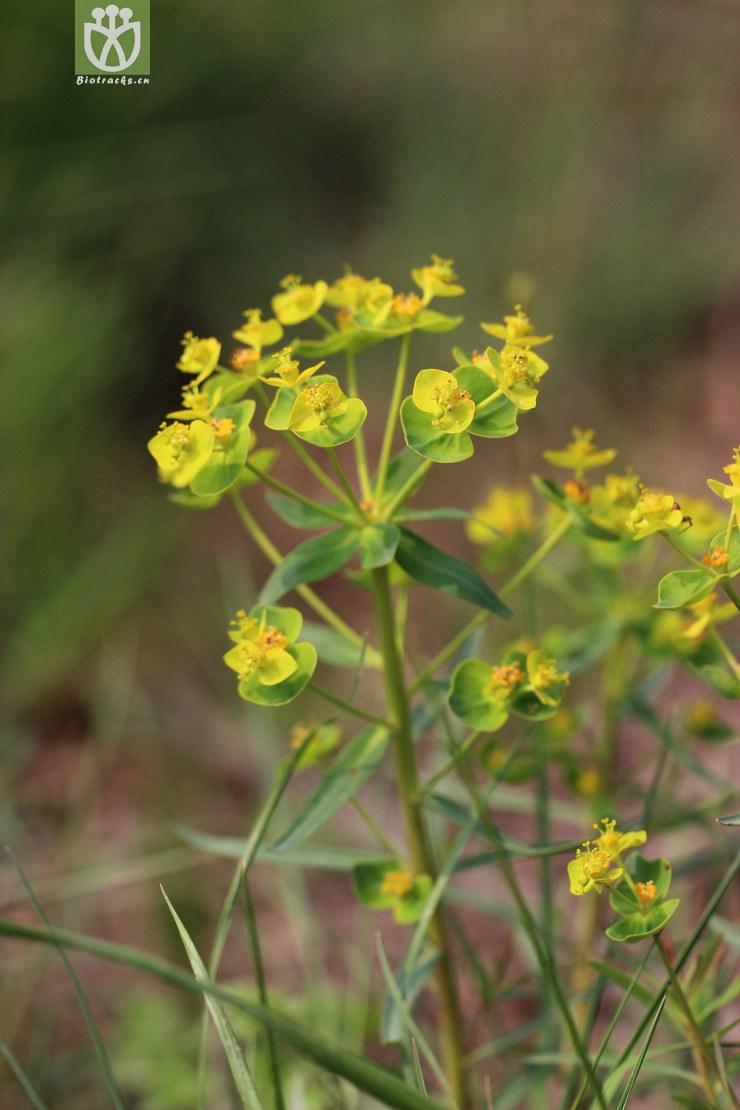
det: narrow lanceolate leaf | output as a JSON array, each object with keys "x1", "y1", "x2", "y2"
[
  {"x1": 260, "y1": 527, "x2": 359, "y2": 604},
  {"x1": 271, "y1": 725, "x2": 390, "y2": 851},
  {"x1": 717, "y1": 812, "x2": 740, "y2": 826},
  {"x1": 162, "y1": 890, "x2": 263, "y2": 1110},
  {"x1": 300, "y1": 621, "x2": 375, "y2": 668},
  {"x1": 394, "y1": 528, "x2": 514, "y2": 618},
  {"x1": 266, "y1": 493, "x2": 347, "y2": 530},
  {"x1": 0, "y1": 919, "x2": 446, "y2": 1110},
  {"x1": 359, "y1": 523, "x2": 400, "y2": 569}
]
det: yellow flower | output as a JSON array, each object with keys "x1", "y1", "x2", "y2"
[
  {"x1": 272, "y1": 275, "x2": 328, "y2": 326},
  {"x1": 411, "y1": 254, "x2": 465, "y2": 304},
  {"x1": 625, "y1": 488, "x2": 684, "y2": 541},
  {"x1": 325, "y1": 269, "x2": 393, "y2": 315},
  {"x1": 373, "y1": 292, "x2": 424, "y2": 326},
  {"x1": 485, "y1": 662, "x2": 526, "y2": 699},
  {"x1": 482, "y1": 344, "x2": 549, "y2": 411},
  {"x1": 525, "y1": 650, "x2": 569, "y2": 706},
  {"x1": 232, "y1": 308, "x2": 284, "y2": 354},
  {"x1": 466, "y1": 487, "x2": 533, "y2": 545},
  {"x1": 575, "y1": 767, "x2": 603, "y2": 798},
  {"x1": 223, "y1": 610, "x2": 297, "y2": 687},
  {"x1": 177, "y1": 332, "x2": 221, "y2": 385},
  {"x1": 703, "y1": 546, "x2": 729, "y2": 570},
  {"x1": 167, "y1": 382, "x2": 222, "y2": 421},
  {"x1": 147, "y1": 420, "x2": 215, "y2": 488},
  {"x1": 263, "y1": 346, "x2": 324, "y2": 389},
  {"x1": 543, "y1": 428, "x2": 616, "y2": 476},
  {"x1": 568, "y1": 843, "x2": 623, "y2": 895},
  {"x1": 379, "y1": 869, "x2": 414, "y2": 898},
  {"x1": 289, "y1": 381, "x2": 349, "y2": 432},
  {"x1": 481, "y1": 304, "x2": 552, "y2": 347},
  {"x1": 412, "y1": 369, "x2": 475, "y2": 433},
  {"x1": 591, "y1": 817, "x2": 646, "y2": 860},
  {"x1": 635, "y1": 881, "x2": 657, "y2": 906},
  {"x1": 707, "y1": 447, "x2": 740, "y2": 504}
]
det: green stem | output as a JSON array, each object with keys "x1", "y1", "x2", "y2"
[
  {"x1": 452, "y1": 768, "x2": 607, "y2": 1110},
  {"x1": 327, "y1": 447, "x2": 366, "y2": 519},
  {"x1": 566, "y1": 946, "x2": 653, "y2": 1110},
  {"x1": 287, "y1": 436, "x2": 357, "y2": 511},
  {"x1": 313, "y1": 311, "x2": 335, "y2": 334},
  {"x1": 472, "y1": 387, "x2": 503, "y2": 413},
  {"x1": 411, "y1": 515, "x2": 572, "y2": 692},
  {"x1": 709, "y1": 628, "x2": 740, "y2": 683},
  {"x1": 654, "y1": 935, "x2": 722, "y2": 1102},
  {"x1": 308, "y1": 682, "x2": 390, "y2": 728},
  {"x1": 661, "y1": 531, "x2": 714, "y2": 573},
  {"x1": 345, "y1": 348, "x2": 373, "y2": 502},
  {"x1": 382, "y1": 459, "x2": 434, "y2": 519},
  {"x1": 244, "y1": 461, "x2": 350, "y2": 525},
  {"x1": 375, "y1": 332, "x2": 411, "y2": 507},
  {"x1": 242, "y1": 880, "x2": 285, "y2": 1110},
  {"x1": 418, "y1": 732, "x2": 482, "y2": 798},
  {"x1": 229, "y1": 493, "x2": 375, "y2": 661},
  {"x1": 370, "y1": 565, "x2": 467, "y2": 1108},
  {"x1": 720, "y1": 577, "x2": 740, "y2": 612}
]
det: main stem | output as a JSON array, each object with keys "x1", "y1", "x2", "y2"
[{"x1": 371, "y1": 565, "x2": 467, "y2": 1107}]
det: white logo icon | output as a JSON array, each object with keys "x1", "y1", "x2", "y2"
[{"x1": 84, "y1": 5, "x2": 141, "y2": 72}]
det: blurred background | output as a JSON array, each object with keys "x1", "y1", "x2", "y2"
[{"x1": 2, "y1": 0, "x2": 740, "y2": 1104}]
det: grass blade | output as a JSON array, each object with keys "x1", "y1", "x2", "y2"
[
  {"x1": 615, "y1": 996, "x2": 666, "y2": 1110},
  {"x1": 6, "y1": 849, "x2": 126, "y2": 1110},
  {"x1": 376, "y1": 935, "x2": 458, "y2": 1108},
  {"x1": 0, "y1": 1040, "x2": 51, "y2": 1110},
  {"x1": 0, "y1": 919, "x2": 448, "y2": 1110},
  {"x1": 162, "y1": 888, "x2": 263, "y2": 1109},
  {"x1": 243, "y1": 879, "x2": 285, "y2": 1110}
]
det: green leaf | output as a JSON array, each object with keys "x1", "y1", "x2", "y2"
[
  {"x1": 0, "y1": 922, "x2": 448, "y2": 1110},
  {"x1": 447, "y1": 659, "x2": 510, "y2": 732},
  {"x1": 394, "y1": 528, "x2": 514, "y2": 618},
  {"x1": 177, "y1": 825, "x2": 379, "y2": 870},
  {"x1": 264, "y1": 386, "x2": 298, "y2": 430},
  {"x1": 717, "y1": 812, "x2": 740, "y2": 826},
  {"x1": 292, "y1": 397, "x2": 368, "y2": 449},
  {"x1": 453, "y1": 364, "x2": 519, "y2": 440},
  {"x1": 382, "y1": 449, "x2": 428, "y2": 505},
  {"x1": 394, "y1": 508, "x2": 473, "y2": 523},
  {"x1": 191, "y1": 400, "x2": 256, "y2": 496},
  {"x1": 655, "y1": 568, "x2": 715, "y2": 610},
  {"x1": 359, "y1": 523, "x2": 400, "y2": 569},
  {"x1": 272, "y1": 724, "x2": 390, "y2": 851},
  {"x1": 300, "y1": 621, "x2": 375, "y2": 669},
  {"x1": 400, "y1": 397, "x2": 473, "y2": 463},
  {"x1": 689, "y1": 663, "x2": 740, "y2": 699},
  {"x1": 605, "y1": 898, "x2": 680, "y2": 943},
  {"x1": 162, "y1": 891, "x2": 263, "y2": 1109},
  {"x1": 609, "y1": 854, "x2": 673, "y2": 914},
  {"x1": 260, "y1": 527, "x2": 359, "y2": 604},
  {"x1": 238, "y1": 643, "x2": 317, "y2": 706},
  {"x1": 266, "y1": 493, "x2": 346, "y2": 529},
  {"x1": 291, "y1": 331, "x2": 378, "y2": 359}
]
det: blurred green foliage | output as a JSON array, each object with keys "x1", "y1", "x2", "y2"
[{"x1": 3, "y1": 0, "x2": 740, "y2": 706}]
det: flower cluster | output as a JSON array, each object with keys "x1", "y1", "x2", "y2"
[{"x1": 448, "y1": 646, "x2": 569, "y2": 733}]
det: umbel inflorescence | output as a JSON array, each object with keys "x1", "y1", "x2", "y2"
[{"x1": 146, "y1": 257, "x2": 740, "y2": 1109}]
